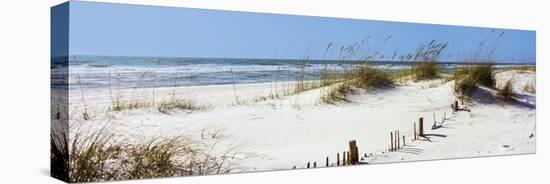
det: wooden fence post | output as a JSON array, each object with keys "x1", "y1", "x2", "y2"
[
  {"x1": 349, "y1": 140, "x2": 359, "y2": 165},
  {"x1": 390, "y1": 132, "x2": 394, "y2": 151},
  {"x1": 397, "y1": 130, "x2": 400, "y2": 150},
  {"x1": 414, "y1": 123, "x2": 417, "y2": 140},
  {"x1": 307, "y1": 162, "x2": 310, "y2": 168},
  {"x1": 403, "y1": 135, "x2": 406, "y2": 146},
  {"x1": 347, "y1": 151, "x2": 351, "y2": 165},
  {"x1": 419, "y1": 117, "x2": 424, "y2": 137},
  {"x1": 342, "y1": 151, "x2": 346, "y2": 165},
  {"x1": 337, "y1": 153, "x2": 340, "y2": 166},
  {"x1": 433, "y1": 113, "x2": 436, "y2": 125},
  {"x1": 326, "y1": 156, "x2": 329, "y2": 167}
]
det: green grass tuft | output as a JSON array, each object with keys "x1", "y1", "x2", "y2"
[
  {"x1": 498, "y1": 80, "x2": 514, "y2": 101},
  {"x1": 453, "y1": 63, "x2": 496, "y2": 95},
  {"x1": 157, "y1": 98, "x2": 207, "y2": 113},
  {"x1": 411, "y1": 61, "x2": 439, "y2": 81},
  {"x1": 321, "y1": 65, "x2": 393, "y2": 103}
]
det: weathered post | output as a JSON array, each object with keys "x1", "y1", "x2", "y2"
[
  {"x1": 342, "y1": 151, "x2": 346, "y2": 165},
  {"x1": 347, "y1": 151, "x2": 351, "y2": 165},
  {"x1": 349, "y1": 140, "x2": 359, "y2": 165},
  {"x1": 307, "y1": 162, "x2": 310, "y2": 168},
  {"x1": 414, "y1": 123, "x2": 417, "y2": 140},
  {"x1": 313, "y1": 162, "x2": 317, "y2": 168},
  {"x1": 337, "y1": 153, "x2": 340, "y2": 166},
  {"x1": 419, "y1": 117, "x2": 424, "y2": 137},
  {"x1": 403, "y1": 135, "x2": 406, "y2": 146},
  {"x1": 190, "y1": 160, "x2": 194, "y2": 175},
  {"x1": 326, "y1": 156, "x2": 329, "y2": 167},
  {"x1": 397, "y1": 130, "x2": 400, "y2": 150},
  {"x1": 390, "y1": 132, "x2": 394, "y2": 151}
]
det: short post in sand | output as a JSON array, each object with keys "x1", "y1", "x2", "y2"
[
  {"x1": 390, "y1": 132, "x2": 394, "y2": 151},
  {"x1": 342, "y1": 151, "x2": 346, "y2": 165},
  {"x1": 349, "y1": 140, "x2": 359, "y2": 165},
  {"x1": 454, "y1": 101, "x2": 459, "y2": 112},
  {"x1": 326, "y1": 156, "x2": 329, "y2": 167},
  {"x1": 337, "y1": 153, "x2": 340, "y2": 166},
  {"x1": 433, "y1": 113, "x2": 436, "y2": 126},
  {"x1": 313, "y1": 162, "x2": 317, "y2": 168},
  {"x1": 413, "y1": 123, "x2": 417, "y2": 140},
  {"x1": 397, "y1": 130, "x2": 400, "y2": 150},
  {"x1": 307, "y1": 162, "x2": 310, "y2": 168},
  {"x1": 347, "y1": 151, "x2": 351, "y2": 165},
  {"x1": 403, "y1": 135, "x2": 406, "y2": 146},
  {"x1": 419, "y1": 117, "x2": 424, "y2": 137}
]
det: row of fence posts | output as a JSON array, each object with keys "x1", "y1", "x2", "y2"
[
  {"x1": 298, "y1": 139, "x2": 361, "y2": 169},
  {"x1": 296, "y1": 100, "x2": 461, "y2": 169}
]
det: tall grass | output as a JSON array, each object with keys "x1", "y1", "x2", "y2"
[
  {"x1": 252, "y1": 64, "x2": 349, "y2": 103},
  {"x1": 157, "y1": 97, "x2": 208, "y2": 113},
  {"x1": 498, "y1": 79, "x2": 514, "y2": 101},
  {"x1": 411, "y1": 61, "x2": 439, "y2": 81},
  {"x1": 410, "y1": 40, "x2": 447, "y2": 81},
  {"x1": 523, "y1": 80, "x2": 536, "y2": 94},
  {"x1": 321, "y1": 64, "x2": 393, "y2": 103},
  {"x1": 108, "y1": 94, "x2": 152, "y2": 112},
  {"x1": 352, "y1": 66, "x2": 393, "y2": 89},
  {"x1": 452, "y1": 30, "x2": 508, "y2": 95},
  {"x1": 65, "y1": 126, "x2": 242, "y2": 182},
  {"x1": 51, "y1": 127, "x2": 69, "y2": 182},
  {"x1": 453, "y1": 63, "x2": 495, "y2": 95}
]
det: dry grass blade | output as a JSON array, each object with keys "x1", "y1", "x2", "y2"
[{"x1": 67, "y1": 126, "x2": 243, "y2": 183}]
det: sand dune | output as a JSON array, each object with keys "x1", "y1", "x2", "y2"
[{"x1": 67, "y1": 70, "x2": 536, "y2": 171}]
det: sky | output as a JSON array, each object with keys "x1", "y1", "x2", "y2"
[{"x1": 63, "y1": 1, "x2": 536, "y2": 63}]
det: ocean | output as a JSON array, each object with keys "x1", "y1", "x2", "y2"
[{"x1": 51, "y1": 55, "x2": 526, "y2": 90}]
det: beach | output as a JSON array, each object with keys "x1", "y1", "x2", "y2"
[{"x1": 66, "y1": 68, "x2": 536, "y2": 172}]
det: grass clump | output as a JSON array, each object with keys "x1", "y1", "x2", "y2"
[
  {"x1": 411, "y1": 61, "x2": 439, "y2": 81},
  {"x1": 108, "y1": 95, "x2": 152, "y2": 112},
  {"x1": 523, "y1": 81, "x2": 535, "y2": 94},
  {"x1": 320, "y1": 82, "x2": 354, "y2": 103},
  {"x1": 409, "y1": 40, "x2": 447, "y2": 81},
  {"x1": 51, "y1": 128, "x2": 69, "y2": 182},
  {"x1": 321, "y1": 65, "x2": 393, "y2": 103},
  {"x1": 66, "y1": 127, "x2": 241, "y2": 183},
  {"x1": 453, "y1": 63, "x2": 496, "y2": 95},
  {"x1": 468, "y1": 64, "x2": 495, "y2": 88},
  {"x1": 392, "y1": 70, "x2": 411, "y2": 80},
  {"x1": 107, "y1": 94, "x2": 207, "y2": 113},
  {"x1": 157, "y1": 98, "x2": 207, "y2": 113},
  {"x1": 69, "y1": 128, "x2": 122, "y2": 182},
  {"x1": 353, "y1": 66, "x2": 393, "y2": 89},
  {"x1": 498, "y1": 79, "x2": 514, "y2": 101}
]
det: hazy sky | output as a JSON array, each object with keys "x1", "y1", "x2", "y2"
[{"x1": 65, "y1": 1, "x2": 536, "y2": 63}]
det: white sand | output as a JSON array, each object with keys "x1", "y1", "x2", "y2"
[{"x1": 68, "y1": 69, "x2": 536, "y2": 171}]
